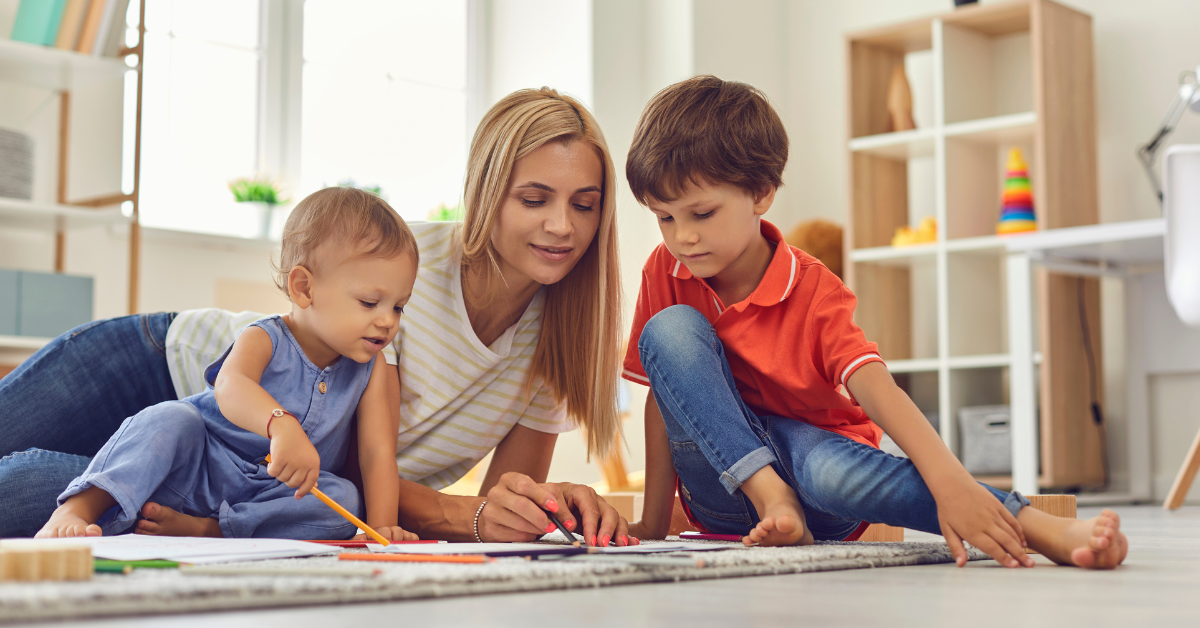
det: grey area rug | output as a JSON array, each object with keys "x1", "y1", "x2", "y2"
[{"x1": 0, "y1": 540, "x2": 987, "y2": 623}]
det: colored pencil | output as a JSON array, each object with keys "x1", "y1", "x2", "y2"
[
  {"x1": 543, "y1": 508, "x2": 581, "y2": 548},
  {"x1": 483, "y1": 546, "x2": 588, "y2": 558},
  {"x1": 679, "y1": 531, "x2": 743, "y2": 542},
  {"x1": 338, "y1": 552, "x2": 492, "y2": 564},
  {"x1": 550, "y1": 554, "x2": 707, "y2": 568},
  {"x1": 264, "y1": 454, "x2": 390, "y2": 546},
  {"x1": 180, "y1": 565, "x2": 381, "y2": 577},
  {"x1": 94, "y1": 559, "x2": 181, "y2": 573},
  {"x1": 307, "y1": 540, "x2": 445, "y2": 548}
]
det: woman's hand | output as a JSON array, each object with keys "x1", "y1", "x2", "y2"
[
  {"x1": 933, "y1": 476, "x2": 1034, "y2": 568},
  {"x1": 477, "y1": 472, "x2": 633, "y2": 547},
  {"x1": 267, "y1": 417, "x2": 321, "y2": 499}
]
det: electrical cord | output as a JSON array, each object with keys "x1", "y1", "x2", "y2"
[{"x1": 1077, "y1": 277, "x2": 1110, "y2": 490}]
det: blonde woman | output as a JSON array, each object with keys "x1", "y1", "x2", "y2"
[{"x1": 0, "y1": 89, "x2": 632, "y2": 546}]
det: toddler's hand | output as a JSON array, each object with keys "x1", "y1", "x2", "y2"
[
  {"x1": 355, "y1": 526, "x2": 420, "y2": 542},
  {"x1": 266, "y1": 419, "x2": 321, "y2": 499}
]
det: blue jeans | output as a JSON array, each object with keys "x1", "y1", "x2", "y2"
[
  {"x1": 638, "y1": 305, "x2": 1028, "y2": 540},
  {"x1": 0, "y1": 313, "x2": 178, "y2": 536}
]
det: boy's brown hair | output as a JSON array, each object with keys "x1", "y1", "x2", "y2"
[
  {"x1": 274, "y1": 186, "x2": 418, "y2": 299},
  {"x1": 626, "y1": 75, "x2": 788, "y2": 204}
]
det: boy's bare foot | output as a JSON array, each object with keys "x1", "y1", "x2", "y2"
[
  {"x1": 35, "y1": 486, "x2": 115, "y2": 538},
  {"x1": 1022, "y1": 507, "x2": 1128, "y2": 569},
  {"x1": 135, "y1": 502, "x2": 222, "y2": 538},
  {"x1": 739, "y1": 466, "x2": 814, "y2": 547}
]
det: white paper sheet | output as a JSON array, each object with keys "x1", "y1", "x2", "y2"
[
  {"x1": 3, "y1": 536, "x2": 338, "y2": 564},
  {"x1": 368, "y1": 541, "x2": 739, "y2": 555}
]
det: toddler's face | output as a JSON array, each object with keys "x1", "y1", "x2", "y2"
[
  {"x1": 647, "y1": 180, "x2": 770, "y2": 280},
  {"x1": 307, "y1": 247, "x2": 418, "y2": 364}
]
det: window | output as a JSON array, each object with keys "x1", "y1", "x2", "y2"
[
  {"x1": 130, "y1": 1, "x2": 472, "y2": 238},
  {"x1": 301, "y1": 1, "x2": 469, "y2": 222}
]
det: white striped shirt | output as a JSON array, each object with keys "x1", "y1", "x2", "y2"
[{"x1": 163, "y1": 221, "x2": 570, "y2": 489}]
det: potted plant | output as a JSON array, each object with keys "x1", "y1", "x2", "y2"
[{"x1": 229, "y1": 177, "x2": 286, "y2": 239}]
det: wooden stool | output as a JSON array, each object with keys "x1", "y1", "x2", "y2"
[
  {"x1": 1163, "y1": 428, "x2": 1200, "y2": 510},
  {"x1": 0, "y1": 542, "x2": 92, "y2": 582}
]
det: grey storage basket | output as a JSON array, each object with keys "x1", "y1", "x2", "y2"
[{"x1": 958, "y1": 405, "x2": 1012, "y2": 475}]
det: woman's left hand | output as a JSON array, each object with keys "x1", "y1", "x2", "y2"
[{"x1": 478, "y1": 472, "x2": 632, "y2": 546}]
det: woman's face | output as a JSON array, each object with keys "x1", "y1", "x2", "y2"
[{"x1": 490, "y1": 140, "x2": 604, "y2": 289}]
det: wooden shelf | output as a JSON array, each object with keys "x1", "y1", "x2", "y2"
[
  {"x1": 0, "y1": 198, "x2": 131, "y2": 231},
  {"x1": 849, "y1": 242, "x2": 937, "y2": 264},
  {"x1": 0, "y1": 38, "x2": 128, "y2": 91},
  {"x1": 887, "y1": 358, "x2": 940, "y2": 373},
  {"x1": 0, "y1": 335, "x2": 51, "y2": 351}
]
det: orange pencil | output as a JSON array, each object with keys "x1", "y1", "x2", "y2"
[
  {"x1": 264, "y1": 455, "x2": 391, "y2": 546},
  {"x1": 338, "y1": 552, "x2": 492, "y2": 564}
]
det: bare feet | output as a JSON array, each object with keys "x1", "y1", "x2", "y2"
[
  {"x1": 1022, "y1": 507, "x2": 1128, "y2": 569},
  {"x1": 739, "y1": 466, "x2": 814, "y2": 547},
  {"x1": 135, "y1": 502, "x2": 222, "y2": 538},
  {"x1": 36, "y1": 487, "x2": 114, "y2": 538}
]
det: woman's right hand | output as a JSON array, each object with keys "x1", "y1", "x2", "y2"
[
  {"x1": 477, "y1": 472, "x2": 633, "y2": 546},
  {"x1": 267, "y1": 417, "x2": 321, "y2": 499}
]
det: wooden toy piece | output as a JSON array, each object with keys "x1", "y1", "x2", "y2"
[
  {"x1": 0, "y1": 543, "x2": 92, "y2": 582},
  {"x1": 886, "y1": 64, "x2": 916, "y2": 132},
  {"x1": 1027, "y1": 494, "x2": 1076, "y2": 519},
  {"x1": 603, "y1": 491, "x2": 645, "y2": 524},
  {"x1": 859, "y1": 523, "x2": 905, "y2": 543}
]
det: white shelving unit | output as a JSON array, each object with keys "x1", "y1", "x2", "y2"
[
  {"x1": 0, "y1": 8, "x2": 145, "y2": 316},
  {"x1": 846, "y1": 0, "x2": 1105, "y2": 491}
]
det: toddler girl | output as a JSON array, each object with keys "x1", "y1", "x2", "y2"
[{"x1": 38, "y1": 187, "x2": 419, "y2": 540}]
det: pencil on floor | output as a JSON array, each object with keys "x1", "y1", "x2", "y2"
[
  {"x1": 263, "y1": 454, "x2": 391, "y2": 546},
  {"x1": 94, "y1": 559, "x2": 180, "y2": 573},
  {"x1": 339, "y1": 552, "x2": 492, "y2": 564}
]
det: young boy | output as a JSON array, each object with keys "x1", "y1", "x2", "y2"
[
  {"x1": 621, "y1": 75, "x2": 1127, "y2": 569},
  {"x1": 38, "y1": 187, "x2": 419, "y2": 541}
]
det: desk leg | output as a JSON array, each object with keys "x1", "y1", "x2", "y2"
[
  {"x1": 1007, "y1": 253, "x2": 1039, "y2": 495},
  {"x1": 1126, "y1": 275, "x2": 1153, "y2": 500}
]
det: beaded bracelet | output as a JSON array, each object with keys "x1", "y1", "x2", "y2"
[{"x1": 473, "y1": 500, "x2": 487, "y2": 543}]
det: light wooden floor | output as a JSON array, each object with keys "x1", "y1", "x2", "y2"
[{"x1": 35, "y1": 506, "x2": 1200, "y2": 628}]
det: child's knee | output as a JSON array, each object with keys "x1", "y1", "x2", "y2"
[
  {"x1": 639, "y1": 305, "x2": 713, "y2": 362},
  {"x1": 134, "y1": 402, "x2": 207, "y2": 448},
  {"x1": 316, "y1": 474, "x2": 364, "y2": 517}
]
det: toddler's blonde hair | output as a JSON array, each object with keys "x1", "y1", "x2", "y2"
[{"x1": 273, "y1": 186, "x2": 418, "y2": 299}]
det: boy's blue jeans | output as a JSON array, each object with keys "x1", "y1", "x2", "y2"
[{"x1": 638, "y1": 305, "x2": 1028, "y2": 539}]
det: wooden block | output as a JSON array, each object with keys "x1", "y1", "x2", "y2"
[
  {"x1": 859, "y1": 523, "x2": 904, "y2": 542},
  {"x1": 603, "y1": 492, "x2": 644, "y2": 523},
  {"x1": 1028, "y1": 494, "x2": 1076, "y2": 519},
  {"x1": 0, "y1": 543, "x2": 92, "y2": 582}
]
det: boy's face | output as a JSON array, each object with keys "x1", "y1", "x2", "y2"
[
  {"x1": 303, "y1": 245, "x2": 418, "y2": 364},
  {"x1": 647, "y1": 180, "x2": 774, "y2": 280}
]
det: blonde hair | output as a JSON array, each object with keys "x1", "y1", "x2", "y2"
[
  {"x1": 461, "y1": 88, "x2": 622, "y2": 460},
  {"x1": 274, "y1": 186, "x2": 418, "y2": 298}
]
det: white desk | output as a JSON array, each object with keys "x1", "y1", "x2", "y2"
[{"x1": 1005, "y1": 218, "x2": 1184, "y2": 500}]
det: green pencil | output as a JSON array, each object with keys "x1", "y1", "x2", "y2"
[{"x1": 94, "y1": 559, "x2": 181, "y2": 573}]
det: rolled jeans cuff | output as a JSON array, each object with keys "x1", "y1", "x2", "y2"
[
  {"x1": 1003, "y1": 491, "x2": 1031, "y2": 519},
  {"x1": 719, "y1": 446, "x2": 777, "y2": 495}
]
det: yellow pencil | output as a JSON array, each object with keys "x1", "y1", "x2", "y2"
[
  {"x1": 264, "y1": 455, "x2": 391, "y2": 546},
  {"x1": 339, "y1": 552, "x2": 492, "y2": 564}
]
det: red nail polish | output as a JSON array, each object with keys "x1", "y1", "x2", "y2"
[
  {"x1": 545, "y1": 499, "x2": 558, "y2": 513},
  {"x1": 565, "y1": 520, "x2": 575, "y2": 530},
  {"x1": 544, "y1": 523, "x2": 556, "y2": 534},
  {"x1": 601, "y1": 535, "x2": 610, "y2": 547},
  {"x1": 590, "y1": 535, "x2": 597, "y2": 546},
  {"x1": 620, "y1": 535, "x2": 628, "y2": 546}
]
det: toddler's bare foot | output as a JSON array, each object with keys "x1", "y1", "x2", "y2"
[
  {"x1": 36, "y1": 486, "x2": 114, "y2": 538},
  {"x1": 1023, "y1": 507, "x2": 1127, "y2": 569},
  {"x1": 135, "y1": 502, "x2": 222, "y2": 538},
  {"x1": 36, "y1": 508, "x2": 102, "y2": 538}
]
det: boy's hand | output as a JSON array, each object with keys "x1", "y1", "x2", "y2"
[
  {"x1": 355, "y1": 526, "x2": 420, "y2": 542},
  {"x1": 267, "y1": 417, "x2": 322, "y2": 499},
  {"x1": 933, "y1": 477, "x2": 1034, "y2": 568}
]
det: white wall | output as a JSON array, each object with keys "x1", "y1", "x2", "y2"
[{"x1": 485, "y1": 0, "x2": 594, "y2": 108}]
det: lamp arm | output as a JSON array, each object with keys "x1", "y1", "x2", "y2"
[{"x1": 1139, "y1": 71, "x2": 1200, "y2": 205}]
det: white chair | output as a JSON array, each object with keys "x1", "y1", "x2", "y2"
[{"x1": 1162, "y1": 145, "x2": 1200, "y2": 509}]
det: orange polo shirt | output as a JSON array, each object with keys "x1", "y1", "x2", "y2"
[{"x1": 622, "y1": 219, "x2": 885, "y2": 449}]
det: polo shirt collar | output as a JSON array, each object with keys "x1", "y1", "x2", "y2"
[{"x1": 666, "y1": 219, "x2": 800, "y2": 309}]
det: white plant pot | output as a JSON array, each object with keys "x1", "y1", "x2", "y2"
[{"x1": 243, "y1": 201, "x2": 274, "y2": 239}]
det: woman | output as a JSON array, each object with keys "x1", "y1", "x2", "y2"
[{"x1": 0, "y1": 88, "x2": 629, "y2": 546}]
